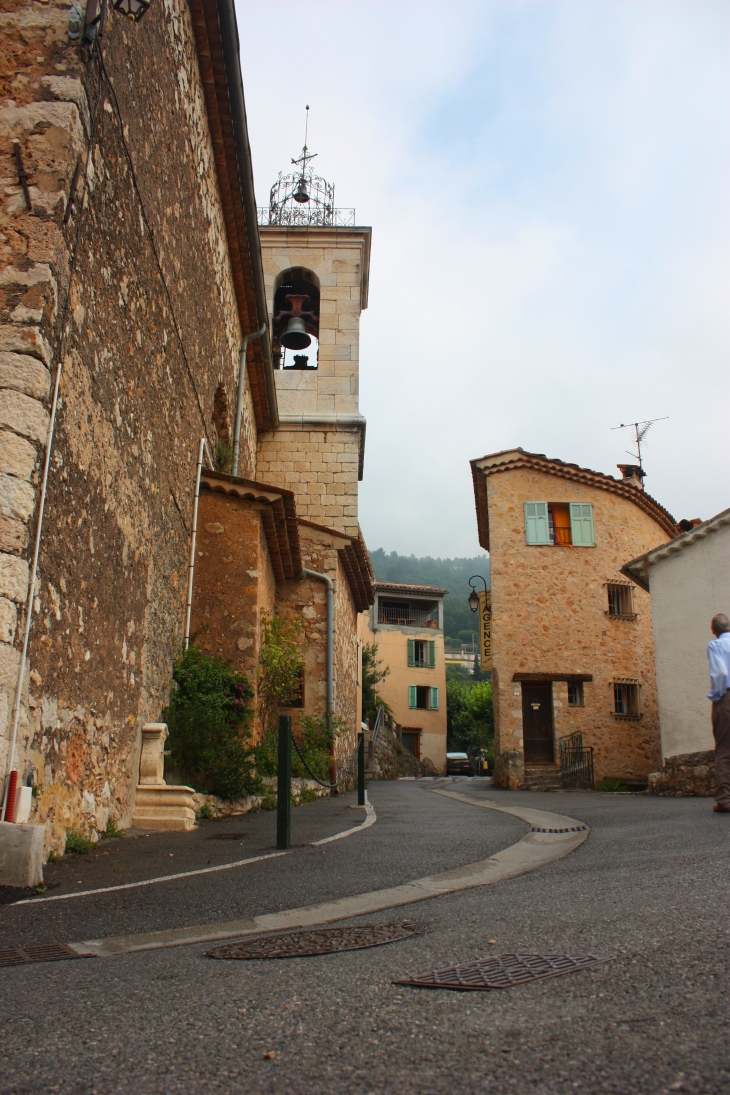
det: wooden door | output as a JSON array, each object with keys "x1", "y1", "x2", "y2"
[{"x1": 521, "y1": 682, "x2": 554, "y2": 763}]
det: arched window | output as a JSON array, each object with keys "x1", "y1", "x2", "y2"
[{"x1": 273, "y1": 267, "x2": 320, "y2": 371}]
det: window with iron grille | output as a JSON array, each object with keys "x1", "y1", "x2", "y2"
[
  {"x1": 567, "y1": 681, "x2": 584, "y2": 706},
  {"x1": 607, "y1": 583, "x2": 635, "y2": 618},
  {"x1": 613, "y1": 681, "x2": 640, "y2": 718}
]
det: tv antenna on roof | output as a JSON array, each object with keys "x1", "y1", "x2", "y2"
[{"x1": 611, "y1": 417, "x2": 668, "y2": 475}]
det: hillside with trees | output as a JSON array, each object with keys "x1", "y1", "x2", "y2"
[{"x1": 369, "y1": 548, "x2": 490, "y2": 645}]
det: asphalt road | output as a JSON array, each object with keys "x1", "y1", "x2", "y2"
[{"x1": 1, "y1": 780, "x2": 727, "y2": 1095}]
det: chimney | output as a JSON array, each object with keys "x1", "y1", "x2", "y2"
[
  {"x1": 617, "y1": 464, "x2": 645, "y2": 490},
  {"x1": 678, "y1": 518, "x2": 702, "y2": 533}
]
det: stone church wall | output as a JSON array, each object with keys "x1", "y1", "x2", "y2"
[{"x1": 0, "y1": 0, "x2": 255, "y2": 850}]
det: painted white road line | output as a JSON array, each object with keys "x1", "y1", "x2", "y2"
[
  {"x1": 17, "y1": 795, "x2": 378, "y2": 907},
  {"x1": 14, "y1": 851, "x2": 290, "y2": 906},
  {"x1": 311, "y1": 793, "x2": 375, "y2": 845},
  {"x1": 72, "y1": 799, "x2": 589, "y2": 957}
]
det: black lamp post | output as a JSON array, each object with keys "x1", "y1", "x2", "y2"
[
  {"x1": 468, "y1": 574, "x2": 487, "y2": 613},
  {"x1": 112, "y1": 0, "x2": 153, "y2": 20}
]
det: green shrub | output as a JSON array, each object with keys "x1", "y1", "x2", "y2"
[
  {"x1": 297, "y1": 787, "x2": 317, "y2": 805},
  {"x1": 65, "y1": 830, "x2": 93, "y2": 855},
  {"x1": 257, "y1": 614, "x2": 304, "y2": 737},
  {"x1": 103, "y1": 817, "x2": 124, "y2": 839},
  {"x1": 256, "y1": 792, "x2": 277, "y2": 811},
  {"x1": 597, "y1": 777, "x2": 627, "y2": 793},
  {"x1": 163, "y1": 645, "x2": 258, "y2": 801},
  {"x1": 215, "y1": 441, "x2": 233, "y2": 474},
  {"x1": 196, "y1": 802, "x2": 214, "y2": 820}
]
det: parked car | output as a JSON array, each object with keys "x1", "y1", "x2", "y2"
[{"x1": 446, "y1": 752, "x2": 473, "y2": 776}]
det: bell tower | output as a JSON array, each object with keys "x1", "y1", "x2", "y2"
[{"x1": 256, "y1": 115, "x2": 371, "y2": 539}]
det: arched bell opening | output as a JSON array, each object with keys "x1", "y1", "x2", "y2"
[{"x1": 272, "y1": 267, "x2": 320, "y2": 370}]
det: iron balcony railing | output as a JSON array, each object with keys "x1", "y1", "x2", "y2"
[
  {"x1": 377, "y1": 607, "x2": 438, "y2": 628},
  {"x1": 559, "y1": 731, "x2": 595, "y2": 790},
  {"x1": 257, "y1": 206, "x2": 356, "y2": 228}
]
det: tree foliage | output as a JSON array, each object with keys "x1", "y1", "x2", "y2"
[
  {"x1": 446, "y1": 678, "x2": 494, "y2": 761},
  {"x1": 163, "y1": 645, "x2": 257, "y2": 800},
  {"x1": 257, "y1": 613, "x2": 304, "y2": 736},
  {"x1": 361, "y1": 641, "x2": 390, "y2": 723}
]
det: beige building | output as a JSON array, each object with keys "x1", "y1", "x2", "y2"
[
  {"x1": 360, "y1": 582, "x2": 448, "y2": 772},
  {"x1": 623, "y1": 508, "x2": 730, "y2": 795},
  {"x1": 470, "y1": 449, "x2": 678, "y2": 790}
]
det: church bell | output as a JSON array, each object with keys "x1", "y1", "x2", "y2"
[
  {"x1": 292, "y1": 176, "x2": 309, "y2": 204},
  {"x1": 280, "y1": 316, "x2": 311, "y2": 350}
]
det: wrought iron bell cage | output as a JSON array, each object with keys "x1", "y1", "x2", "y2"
[{"x1": 267, "y1": 168, "x2": 337, "y2": 228}]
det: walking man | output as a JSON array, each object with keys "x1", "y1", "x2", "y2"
[{"x1": 708, "y1": 613, "x2": 730, "y2": 812}]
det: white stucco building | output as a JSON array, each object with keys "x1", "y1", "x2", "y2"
[{"x1": 623, "y1": 508, "x2": 730, "y2": 793}]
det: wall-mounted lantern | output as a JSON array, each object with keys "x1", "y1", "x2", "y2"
[
  {"x1": 112, "y1": 0, "x2": 153, "y2": 20},
  {"x1": 468, "y1": 574, "x2": 487, "y2": 613}
]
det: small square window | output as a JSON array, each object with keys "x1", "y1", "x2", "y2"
[
  {"x1": 607, "y1": 583, "x2": 635, "y2": 618},
  {"x1": 567, "y1": 681, "x2": 584, "y2": 706},
  {"x1": 613, "y1": 682, "x2": 640, "y2": 718}
]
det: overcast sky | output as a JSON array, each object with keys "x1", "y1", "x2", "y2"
[{"x1": 237, "y1": 0, "x2": 730, "y2": 558}]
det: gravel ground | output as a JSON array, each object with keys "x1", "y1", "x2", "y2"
[{"x1": 0, "y1": 781, "x2": 727, "y2": 1095}]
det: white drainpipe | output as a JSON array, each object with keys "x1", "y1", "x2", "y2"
[
  {"x1": 184, "y1": 437, "x2": 212, "y2": 649},
  {"x1": 231, "y1": 325, "x2": 266, "y2": 478}
]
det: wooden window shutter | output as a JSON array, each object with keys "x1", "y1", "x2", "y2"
[
  {"x1": 524, "y1": 502, "x2": 550, "y2": 544},
  {"x1": 570, "y1": 503, "x2": 595, "y2": 547},
  {"x1": 429, "y1": 686, "x2": 439, "y2": 710},
  {"x1": 408, "y1": 685, "x2": 417, "y2": 709},
  {"x1": 428, "y1": 640, "x2": 436, "y2": 668},
  {"x1": 407, "y1": 639, "x2": 415, "y2": 667}
]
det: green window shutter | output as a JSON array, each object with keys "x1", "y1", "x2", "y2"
[
  {"x1": 524, "y1": 502, "x2": 550, "y2": 545},
  {"x1": 427, "y1": 640, "x2": 436, "y2": 668},
  {"x1": 429, "y1": 687, "x2": 439, "y2": 711},
  {"x1": 408, "y1": 685, "x2": 417, "y2": 709},
  {"x1": 570, "y1": 503, "x2": 595, "y2": 547},
  {"x1": 407, "y1": 639, "x2": 415, "y2": 667}
]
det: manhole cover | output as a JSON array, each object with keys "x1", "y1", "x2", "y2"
[
  {"x1": 206, "y1": 833, "x2": 248, "y2": 841},
  {"x1": 207, "y1": 924, "x2": 417, "y2": 960},
  {"x1": 0, "y1": 943, "x2": 95, "y2": 968},
  {"x1": 394, "y1": 953, "x2": 614, "y2": 991}
]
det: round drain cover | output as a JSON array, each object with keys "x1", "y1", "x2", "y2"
[{"x1": 206, "y1": 924, "x2": 417, "y2": 960}]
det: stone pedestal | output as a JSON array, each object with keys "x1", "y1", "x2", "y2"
[
  {"x1": 132, "y1": 724, "x2": 197, "y2": 831},
  {"x1": 0, "y1": 821, "x2": 44, "y2": 887}
]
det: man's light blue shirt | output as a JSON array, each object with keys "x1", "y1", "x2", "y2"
[{"x1": 707, "y1": 631, "x2": 730, "y2": 702}]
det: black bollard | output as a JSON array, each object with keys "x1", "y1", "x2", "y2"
[
  {"x1": 276, "y1": 715, "x2": 291, "y2": 849},
  {"x1": 357, "y1": 731, "x2": 365, "y2": 807}
]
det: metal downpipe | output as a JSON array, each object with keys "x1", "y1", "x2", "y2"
[
  {"x1": 302, "y1": 568, "x2": 335, "y2": 784},
  {"x1": 231, "y1": 324, "x2": 265, "y2": 478}
]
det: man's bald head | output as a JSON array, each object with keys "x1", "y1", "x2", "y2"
[{"x1": 711, "y1": 614, "x2": 730, "y2": 637}]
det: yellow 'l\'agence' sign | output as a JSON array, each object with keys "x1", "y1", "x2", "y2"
[{"x1": 478, "y1": 589, "x2": 492, "y2": 671}]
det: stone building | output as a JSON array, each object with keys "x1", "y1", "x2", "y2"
[
  {"x1": 0, "y1": 0, "x2": 372, "y2": 851},
  {"x1": 470, "y1": 448, "x2": 678, "y2": 790},
  {"x1": 623, "y1": 507, "x2": 730, "y2": 796},
  {"x1": 359, "y1": 582, "x2": 448, "y2": 772}
]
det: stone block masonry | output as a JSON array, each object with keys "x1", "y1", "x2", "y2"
[
  {"x1": 257, "y1": 426, "x2": 361, "y2": 538},
  {"x1": 0, "y1": 0, "x2": 261, "y2": 853}
]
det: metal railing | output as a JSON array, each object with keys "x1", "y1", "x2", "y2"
[
  {"x1": 257, "y1": 206, "x2": 356, "y2": 228},
  {"x1": 378, "y1": 607, "x2": 438, "y2": 628},
  {"x1": 559, "y1": 732, "x2": 595, "y2": 790}
]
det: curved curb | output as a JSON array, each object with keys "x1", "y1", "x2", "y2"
[{"x1": 72, "y1": 793, "x2": 589, "y2": 958}]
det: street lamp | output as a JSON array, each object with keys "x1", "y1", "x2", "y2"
[{"x1": 468, "y1": 574, "x2": 487, "y2": 613}]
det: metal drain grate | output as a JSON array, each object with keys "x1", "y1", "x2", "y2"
[
  {"x1": 394, "y1": 953, "x2": 613, "y2": 991},
  {"x1": 0, "y1": 943, "x2": 95, "y2": 968},
  {"x1": 206, "y1": 833, "x2": 248, "y2": 841},
  {"x1": 530, "y1": 825, "x2": 588, "y2": 833},
  {"x1": 207, "y1": 924, "x2": 417, "y2": 960}
]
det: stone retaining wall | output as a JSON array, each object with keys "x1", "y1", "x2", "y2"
[{"x1": 648, "y1": 750, "x2": 716, "y2": 797}]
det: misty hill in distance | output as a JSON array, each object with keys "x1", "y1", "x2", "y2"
[{"x1": 369, "y1": 549, "x2": 491, "y2": 646}]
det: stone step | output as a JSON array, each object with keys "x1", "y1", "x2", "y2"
[{"x1": 523, "y1": 765, "x2": 563, "y2": 792}]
